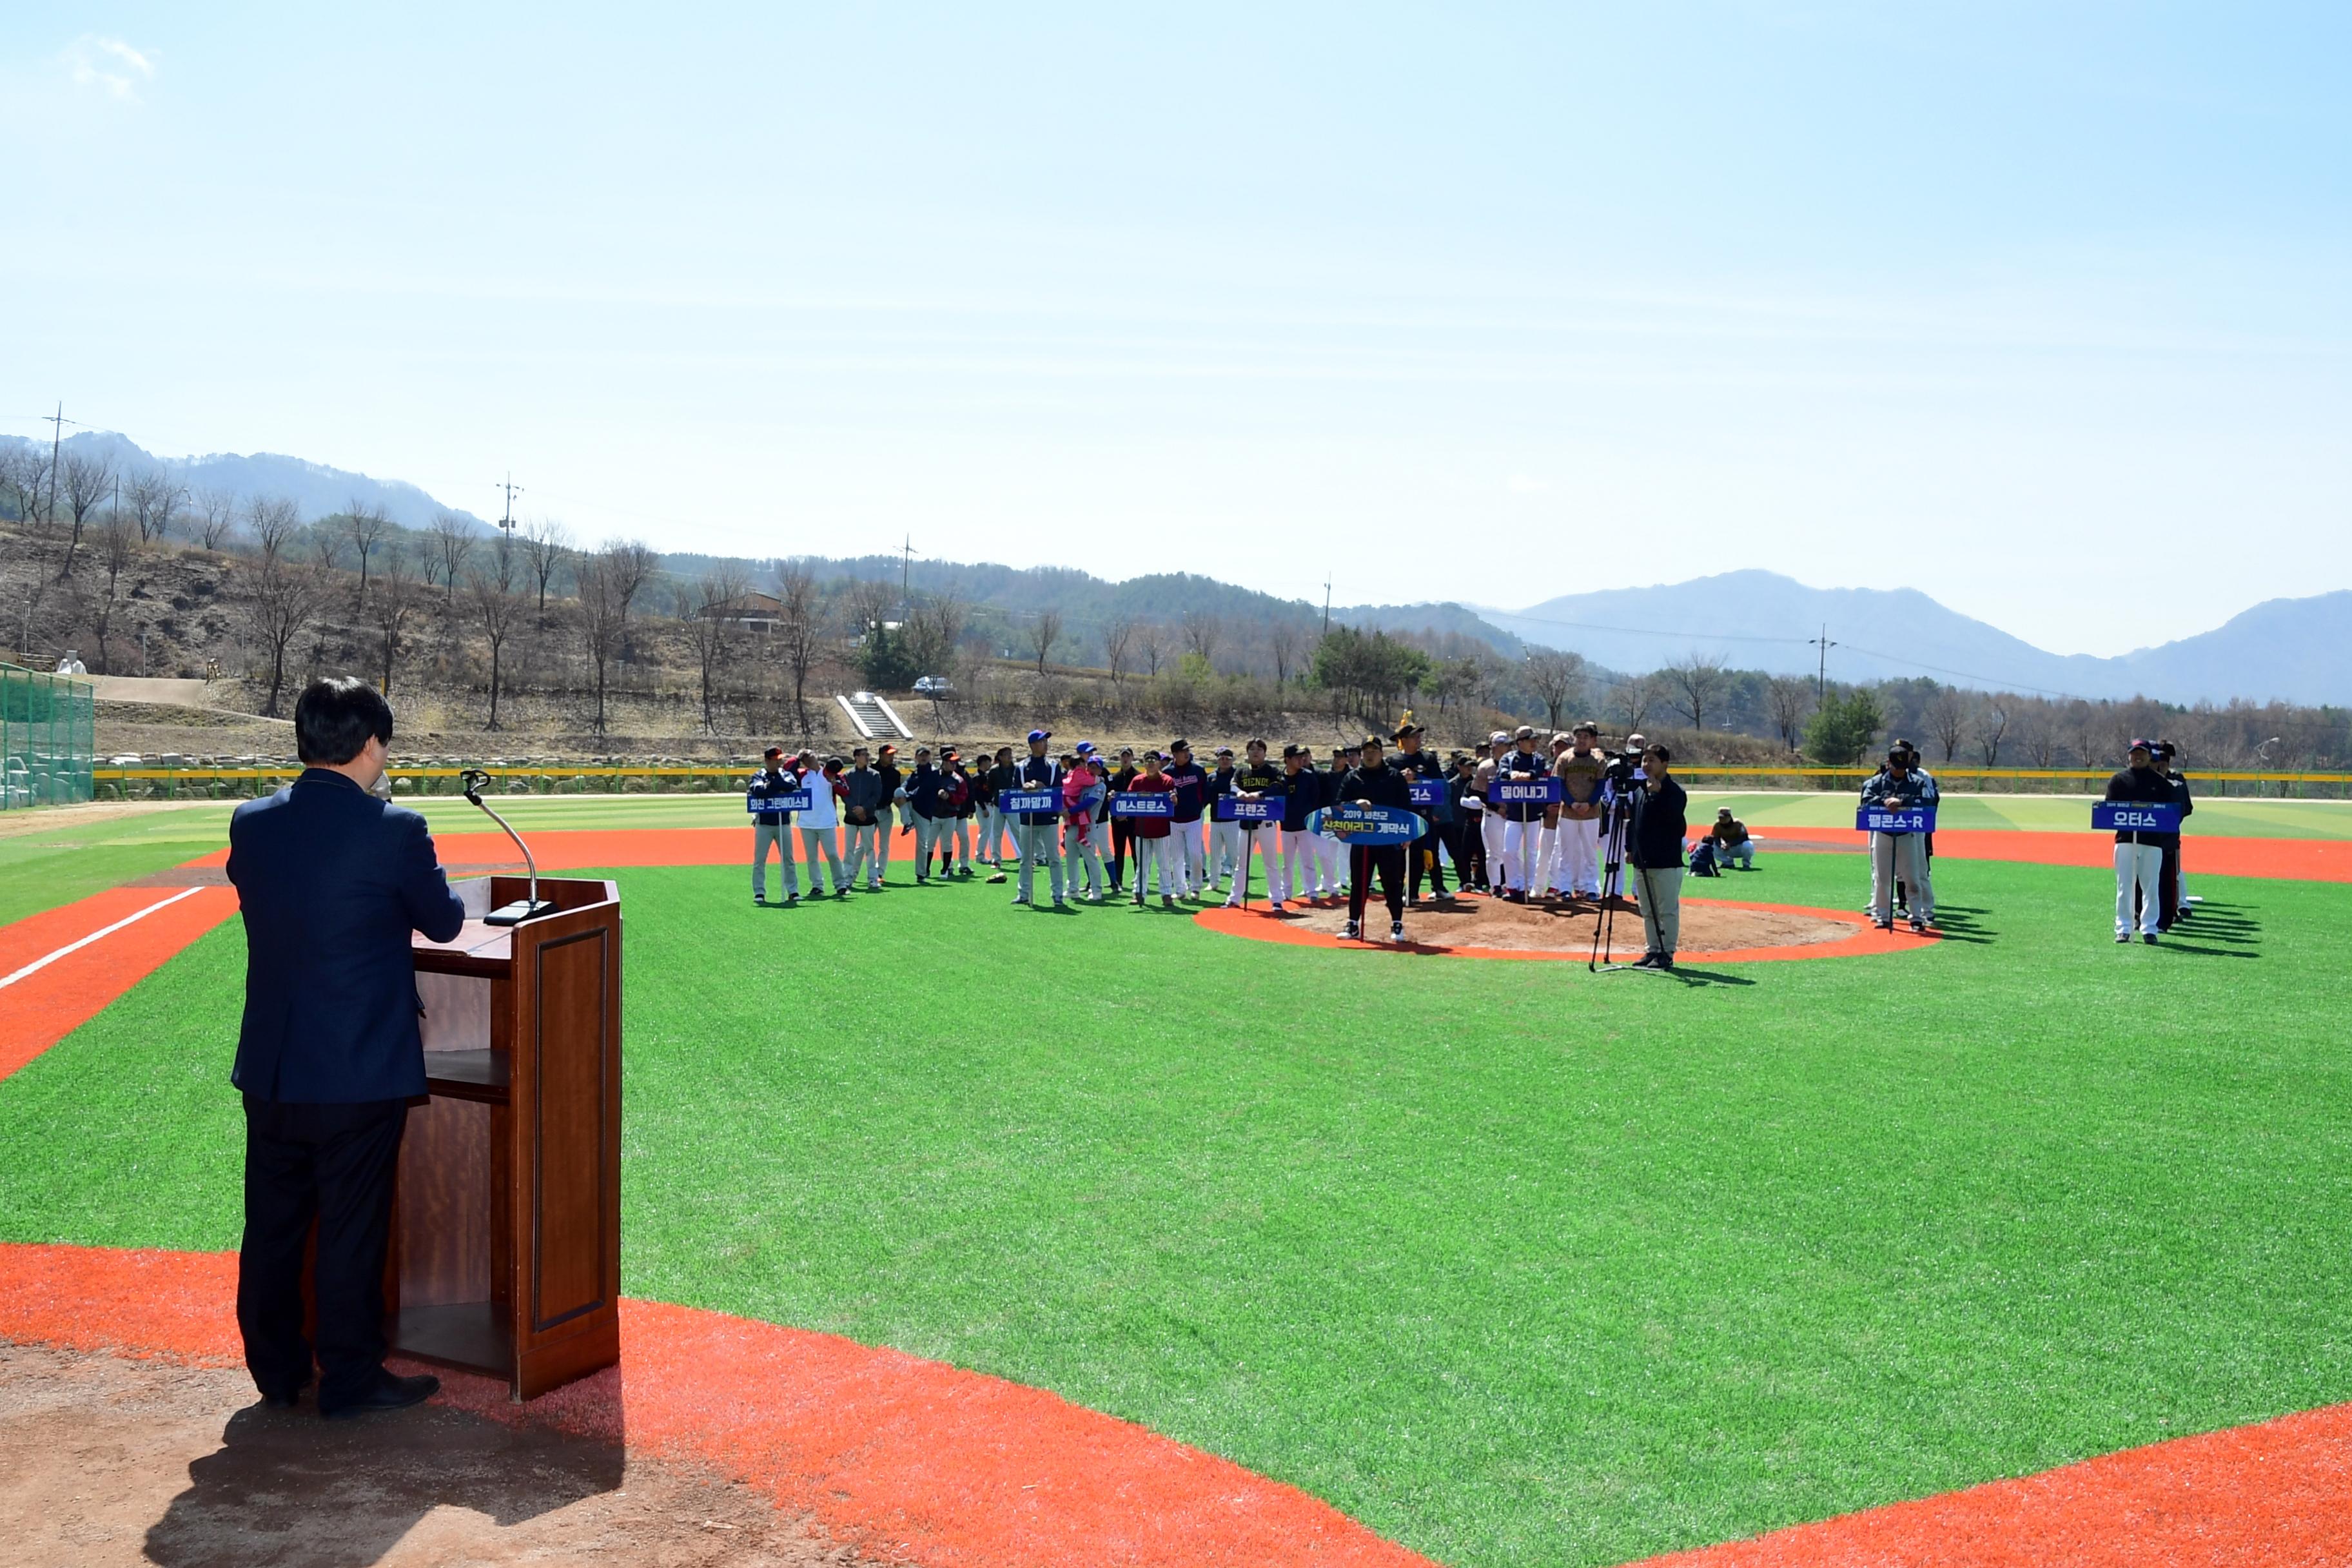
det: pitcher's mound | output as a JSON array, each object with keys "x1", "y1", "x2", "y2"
[{"x1": 1200, "y1": 892, "x2": 1916, "y2": 963}]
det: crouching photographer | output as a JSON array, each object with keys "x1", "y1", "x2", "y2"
[{"x1": 1627, "y1": 743, "x2": 1687, "y2": 970}]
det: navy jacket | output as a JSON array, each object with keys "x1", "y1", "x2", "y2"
[{"x1": 226, "y1": 769, "x2": 467, "y2": 1103}]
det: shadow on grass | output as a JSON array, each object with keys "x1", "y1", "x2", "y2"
[{"x1": 1925, "y1": 903, "x2": 1996, "y2": 945}]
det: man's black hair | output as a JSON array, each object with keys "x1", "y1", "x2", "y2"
[
  {"x1": 1644, "y1": 741, "x2": 1672, "y2": 763},
  {"x1": 294, "y1": 676, "x2": 393, "y2": 765}
]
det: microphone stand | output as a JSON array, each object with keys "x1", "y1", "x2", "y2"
[{"x1": 461, "y1": 769, "x2": 559, "y2": 926}]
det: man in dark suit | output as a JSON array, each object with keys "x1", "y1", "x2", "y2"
[{"x1": 226, "y1": 676, "x2": 467, "y2": 1418}]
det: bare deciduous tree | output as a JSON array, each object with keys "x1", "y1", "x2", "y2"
[
  {"x1": 57, "y1": 453, "x2": 115, "y2": 577},
  {"x1": 774, "y1": 561, "x2": 827, "y2": 737},
  {"x1": 128, "y1": 470, "x2": 184, "y2": 543},
  {"x1": 518, "y1": 516, "x2": 571, "y2": 618},
  {"x1": 1665, "y1": 652, "x2": 1730, "y2": 734},
  {"x1": 575, "y1": 554, "x2": 626, "y2": 734},
  {"x1": 1524, "y1": 648, "x2": 1586, "y2": 731},
  {"x1": 426, "y1": 513, "x2": 476, "y2": 608},
  {"x1": 1029, "y1": 608, "x2": 1063, "y2": 675},
  {"x1": 1138, "y1": 623, "x2": 1167, "y2": 678},
  {"x1": 1, "y1": 446, "x2": 49, "y2": 527},
  {"x1": 1181, "y1": 611, "x2": 1220, "y2": 669},
  {"x1": 193, "y1": 489, "x2": 239, "y2": 551},
  {"x1": 681, "y1": 567, "x2": 750, "y2": 734},
  {"x1": 1102, "y1": 615, "x2": 1135, "y2": 689},
  {"x1": 596, "y1": 539, "x2": 660, "y2": 654},
  {"x1": 467, "y1": 545, "x2": 527, "y2": 729},
  {"x1": 1613, "y1": 672, "x2": 1664, "y2": 736},
  {"x1": 1973, "y1": 697, "x2": 2010, "y2": 767},
  {"x1": 369, "y1": 548, "x2": 421, "y2": 694},
  {"x1": 1926, "y1": 684, "x2": 1969, "y2": 762},
  {"x1": 239, "y1": 559, "x2": 324, "y2": 716},
  {"x1": 345, "y1": 500, "x2": 393, "y2": 600},
  {"x1": 246, "y1": 496, "x2": 302, "y2": 564},
  {"x1": 1764, "y1": 675, "x2": 1812, "y2": 751},
  {"x1": 1268, "y1": 622, "x2": 1304, "y2": 687},
  {"x1": 90, "y1": 509, "x2": 139, "y2": 673},
  {"x1": 304, "y1": 520, "x2": 346, "y2": 572}
]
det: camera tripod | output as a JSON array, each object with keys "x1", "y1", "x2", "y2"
[{"x1": 1587, "y1": 780, "x2": 1661, "y2": 974}]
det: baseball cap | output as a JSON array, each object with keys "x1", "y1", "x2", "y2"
[
  {"x1": 1362, "y1": 733, "x2": 1386, "y2": 749},
  {"x1": 1281, "y1": 743, "x2": 1303, "y2": 758},
  {"x1": 1214, "y1": 745, "x2": 1234, "y2": 757},
  {"x1": 764, "y1": 745, "x2": 783, "y2": 760},
  {"x1": 1028, "y1": 729, "x2": 1052, "y2": 743},
  {"x1": 1514, "y1": 725, "x2": 1536, "y2": 740},
  {"x1": 1489, "y1": 730, "x2": 1510, "y2": 744},
  {"x1": 1717, "y1": 807, "x2": 1734, "y2": 818},
  {"x1": 879, "y1": 744, "x2": 897, "y2": 756},
  {"x1": 1075, "y1": 740, "x2": 1096, "y2": 756},
  {"x1": 1170, "y1": 737, "x2": 1191, "y2": 751},
  {"x1": 2129, "y1": 738, "x2": 2153, "y2": 753},
  {"x1": 1392, "y1": 720, "x2": 1422, "y2": 738}
]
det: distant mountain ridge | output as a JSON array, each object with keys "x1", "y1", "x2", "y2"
[
  {"x1": 0, "y1": 431, "x2": 496, "y2": 534},
  {"x1": 6, "y1": 431, "x2": 2339, "y2": 705},
  {"x1": 1477, "y1": 571, "x2": 2351, "y2": 706}
]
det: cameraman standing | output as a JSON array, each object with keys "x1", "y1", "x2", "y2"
[{"x1": 1627, "y1": 743, "x2": 1687, "y2": 970}]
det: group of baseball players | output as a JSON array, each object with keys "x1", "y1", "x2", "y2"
[{"x1": 743, "y1": 720, "x2": 2206, "y2": 957}]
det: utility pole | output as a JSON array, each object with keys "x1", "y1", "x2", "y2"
[
  {"x1": 1809, "y1": 623, "x2": 1837, "y2": 704},
  {"x1": 495, "y1": 473, "x2": 524, "y2": 534},
  {"x1": 898, "y1": 534, "x2": 917, "y2": 620},
  {"x1": 1322, "y1": 578, "x2": 1332, "y2": 636},
  {"x1": 41, "y1": 402, "x2": 78, "y2": 525}
]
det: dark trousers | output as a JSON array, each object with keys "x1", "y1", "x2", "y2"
[
  {"x1": 1451, "y1": 818, "x2": 1485, "y2": 889},
  {"x1": 1110, "y1": 820, "x2": 1134, "y2": 888},
  {"x1": 1407, "y1": 827, "x2": 1449, "y2": 900},
  {"x1": 2138, "y1": 835, "x2": 2182, "y2": 930},
  {"x1": 1349, "y1": 844, "x2": 1406, "y2": 923},
  {"x1": 238, "y1": 1095, "x2": 408, "y2": 1404}
]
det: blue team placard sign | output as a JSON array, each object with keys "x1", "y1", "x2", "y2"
[
  {"x1": 1408, "y1": 781, "x2": 1447, "y2": 808},
  {"x1": 747, "y1": 790, "x2": 814, "y2": 813},
  {"x1": 1110, "y1": 792, "x2": 1173, "y2": 819},
  {"x1": 2092, "y1": 802, "x2": 2181, "y2": 834},
  {"x1": 1310, "y1": 804, "x2": 1427, "y2": 843},
  {"x1": 1215, "y1": 796, "x2": 1282, "y2": 823},
  {"x1": 1856, "y1": 806, "x2": 1936, "y2": 834},
  {"x1": 1488, "y1": 777, "x2": 1563, "y2": 805},
  {"x1": 999, "y1": 789, "x2": 1061, "y2": 814}
]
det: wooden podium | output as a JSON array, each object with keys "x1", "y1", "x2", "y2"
[{"x1": 393, "y1": 874, "x2": 623, "y2": 1400}]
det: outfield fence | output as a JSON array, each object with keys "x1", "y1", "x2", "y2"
[
  {"x1": 72, "y1": 760, "x2": 2352, "y2": 803},
  {"x1": 2, "y1": 663, "x2": 95, "y2": 809}
]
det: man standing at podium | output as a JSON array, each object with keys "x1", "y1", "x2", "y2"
[{"x1": 226, "y1": 676, "x2": 466, "y2": 1419}]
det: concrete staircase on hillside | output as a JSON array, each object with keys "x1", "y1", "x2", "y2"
[{"x1": 835, "y1": 691, "x2": 914, "y2": 741}]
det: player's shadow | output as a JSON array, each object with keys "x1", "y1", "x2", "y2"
[
  {"x1": 1925, "y1": 903, "x2": 1994, "y2": 945},
  {"x1": 1661, "y1": 965, "x2": 1754, "y2": 987},
  {"x1": 2155, "y1": 899, "x2": 2262, "y2": 958},
  {"x1": 144, "y1": 1393, "x2": 625, "y2": 1568}
]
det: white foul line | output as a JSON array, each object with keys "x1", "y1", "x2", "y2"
[{"x1": 0, "y1": 886, "x2": 210, "y2": 992}]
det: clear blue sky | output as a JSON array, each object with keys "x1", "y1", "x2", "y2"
[{"x1": 5, "y1": 4, "x2": 2346, "y2": 655}]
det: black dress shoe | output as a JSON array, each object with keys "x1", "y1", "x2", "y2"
[
  {"x1": 259, "y1": 1379, "x2": 310, "y2": 1410},
  {"x1": 321, "y1": 1370, "x2": 439, "y2": 1420}
]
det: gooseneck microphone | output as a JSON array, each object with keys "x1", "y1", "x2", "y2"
[{"x1": 460, "y1": 769, "x2": 559, "y2": 926}]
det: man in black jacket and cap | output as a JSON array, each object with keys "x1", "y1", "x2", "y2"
[
  {"x1": 2106, "y1": 740, "x2": 2173, "y2": 943},
  {"x1": 1335, "y1": 734, "x2": 1413, "y2": 943}
]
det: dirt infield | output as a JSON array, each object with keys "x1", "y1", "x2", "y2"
[
  {"x1": 0, "y1": 1242, "x2": 1437, "y2": 1568},
  {"x1": 1280, "y1": 892, "x2": 1857, "y2": 957},
  {"x1": 5, "y1": 1241, "x2": 2347, "y2": 1568},
  {"x1": 1198, "y1": 893, "x2": 1922, "y2": 964},
  {"x1": 0, "y1": 1341, "x2": 858, "y2": 1568}
]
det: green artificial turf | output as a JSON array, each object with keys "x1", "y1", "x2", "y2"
[{"x1": 4, "y1": 847, "x2": 2346, "y2": 1567}]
